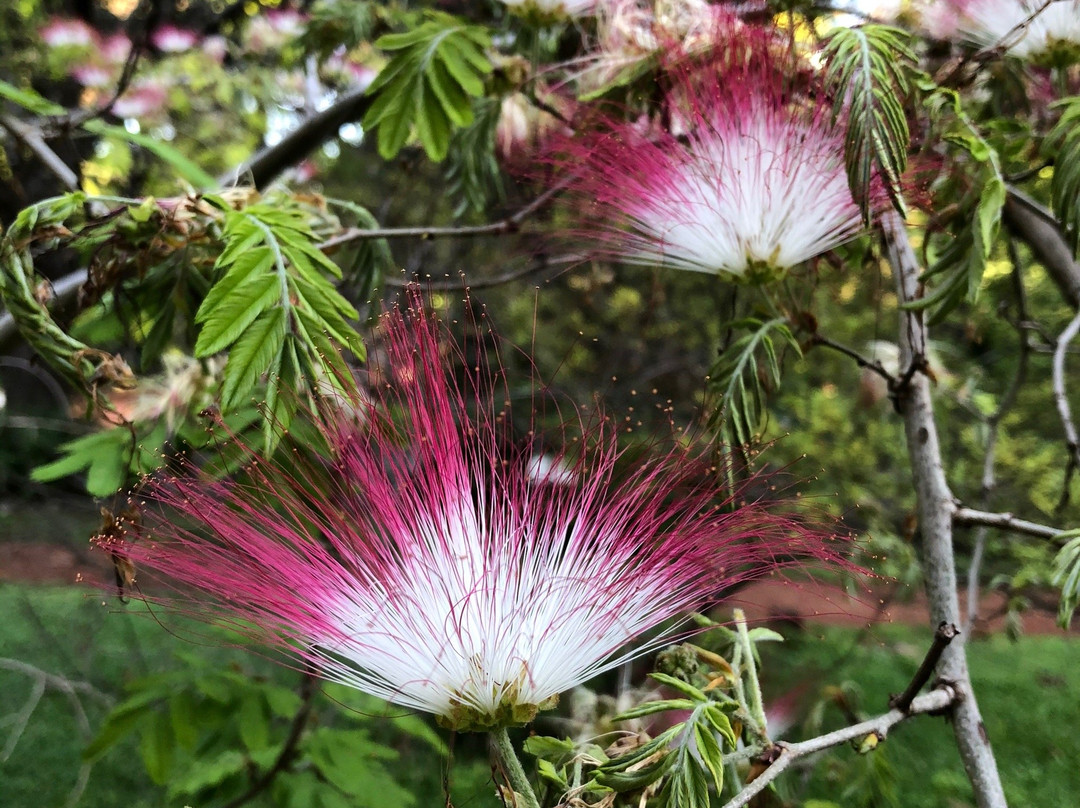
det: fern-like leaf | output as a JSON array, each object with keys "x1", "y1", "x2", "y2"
[
  {"x1": 907, "y1": 87, "x2": 1005, "y2": 323},
  {"x1": 1052, "y1": 531, "x2": 1080, "y2": 630},
  {"x1": 821, "y1": 25, "x2": 915, "y2": 221},
  {"x1": 707, "y1": 318, "x2": 799, "y2": 448},
  {"x1": 1045, "y1": 96, "x2": 1080, "y2": 258},
  {"x1": 363, "y1": 12, "x2": 492, "y2": 161},
  {"x1": 445, "y1": 96, "x2": 504, "y2": 218},
  {"x1": 196, "y1": 198, "x2": 365, "y2": 442}
]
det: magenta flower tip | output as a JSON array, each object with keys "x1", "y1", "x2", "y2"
[
  {"x1": 556, "y1": 27, "x2": 886, "y2": 282},
  {"x1": 99, "y1": 289, "x2": 846, "y2": 730}
]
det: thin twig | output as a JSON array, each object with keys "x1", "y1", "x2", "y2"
[
  {"x1": 953, "y1": 507, "x2": 1068, "y2": 541},
  {"x1": 1052, "y1": 309, "x2": 1080, "y2": 510},
  {"x1": 808, "y1": 334, "x2": 897, "y2": 384},
  {"x1": 935, "y1": 0, "x2": 1056, "y2": 86},
  {"x1": 721, "y1": 687, "x2": 957, "y2": 808},
  {"x1": 321, "y1": 179, "x2": 572, "y2": 249},
  {"x1": 382, "y1": 254, "x2": 583, "y2": 291},
  {"x1": 890, "y1": 622, "x2": 959, "y2": 713},
  {"x1": 0, "y1": 658, "x2": 111, "y2": 808},
  {"x1": 44, "y1": 0, "x2": 160, "y2": 132}
]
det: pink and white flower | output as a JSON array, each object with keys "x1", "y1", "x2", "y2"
[
  {"x1": 201, "y1": 35, "x2": 228, "y2": 64},
  {"x1": 111, "y1": 81, "x2": 169, "y2": 119},
  {"x1": 245, "y1": 9, "x2": 307, "y2": 53},
  {"x1": 919, "y1": 0, "x2": 1080, "y2": 61},
  {"x1": 499, "y1": 0, "x2": 597, "y2": 19},
  {"x1": 70, "y1": 63, "x2": 114, "y2": 88},
  {"x1": 98, "y1": 291, "x2": 842, "y2": 731},
  {"x1": 101, "y1": 33, "x2": 133, "y2": 66},
  {"x1": 40, "y1": 17, "x2": 97, "y2": 50},
  {"x1": 151, "y1": 24, "x2": 199, "y2": 54},
  {"x1": 557, "y1": 30, "x2": 878, "y2": 282}
]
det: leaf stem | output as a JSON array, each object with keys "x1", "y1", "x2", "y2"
[
  {"x1": 491, "y1": 727, "x2": 541, "y2": 808},
  {"x1": 734, "y1": 609, "x2": 769, "y2": 739}
]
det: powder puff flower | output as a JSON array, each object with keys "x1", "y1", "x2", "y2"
[
  {"x1": 40, "y1": 17, "x2": 97, "y2": 50},
  {"x1": 920, "y1": 0, "x2": 1080, "y2": 62},
  {"x1": 101, "y1": 33, "x2": 133, "y2": 66},
  {"x1": 496, "y1": 90, "x2": 571, "y2": 162},
  {"x1": 98, "y1": 291, "x2": 843, "y2": 732},
  {"x1": 556, "y1": 29, "x2": 878, "y2": 282},
  {"x1": 201, "y1": 35, "x2": 228, "y2": 64},
  {"x1": 579, "y1": 0, "x2": 732, "y2": 90},
  {"x1": 500, "y1": 0, "x2": 597, "y2": 19},
  {"x1": 111, "y1": 82, "x2": 169, "y2": 119},
  {"x1": 245, "y1": 9, "x2": 307, "y2": 53},
  {"x1": 151, "y1": 24, "x2": 199, "y2": 54},
  {"x1": 70, "y1": 63, "x2": 114, "y2": 88}
]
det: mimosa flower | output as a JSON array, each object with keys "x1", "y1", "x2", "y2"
[
  {"x1": 101, "y1": 34, "x2": 133, "y2": 66},
  {"x1": 245, "y1": 10, "x2": 307, "y2": 53},
  {"x1": 71, "y1": 64, "x2": 114, "y2": 88},
  {"x1": 97, "y1": 291, "x2": 843, "y2": 731},
  {"x1": 556, "y1": 28, "x2": 880, "y2": 283},
  {"x1": 112, "y1": 82, "x2": 169, "y2": 119},
  {"x1": 920, "y1": 0, "x2": 1080, "y2": 62},
  {"x1": 151, "y1": 25, "x2": 199, "y2": 54},
  {"x1": 40, "y1": 17, "x2": 97, "y2": 50},
  {"x1": 499, "y1": 0, "x2": 597, "y2": 19}
]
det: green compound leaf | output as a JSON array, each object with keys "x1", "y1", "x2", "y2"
[
  {"x1": 31, "y1": 428, "x2": 133, "y2": 496},
  {"x1": 1051, "y1": 530, "x2": 1080, "y2": 629},
  {"x1": 907, "y1": 86, "x2": 1005, "y2": 323},
  {"x1": 1045, "y1": 96, "x2": 1080, "y2": 258},
  {"x1": 445, "y1": 96, "x2": 504, "y2": 217},
  {"x1": 363, "y1": 12, "x2": 493, "y2": 161},
  {"x1": 194, "y1": 198, "x2": 365, "y2": 448},
  {"x1": 822, "y1": 25, "x2": 915, "y2": 222},
  {"x1": 707, "y1": 317, "x2": 800, "y2": 449}
]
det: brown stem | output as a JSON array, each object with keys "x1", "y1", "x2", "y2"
[{"x1": 890, "y1": 622, "x2": 959, "y2": 713}]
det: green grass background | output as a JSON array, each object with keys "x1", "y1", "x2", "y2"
[{"x1": 1, "y1": 584, "x2": 1077, "y2": 807}]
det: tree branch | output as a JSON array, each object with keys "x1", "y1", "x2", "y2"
[
  {"x1": 1052, "y1": 309, "x2": 1080, "y2": 509},
  {"x1": 321, "y1": 178, "x2": 571, "y2": 248},
  {"x1": 890, "y1": 622, "x2": 959, "y2": 713},
  {"x1": 954, "y1": 506, "x2": 1069, "y2": 541},
  {"x1": 220, "y1": 86, "x2": 374, "y2": 189},
  {"x1": 1003, "y1": 187, "x2": 1080, "y2": 311},
  {"x1": 0, "y1": 115, "x2": 80, "y2": 191},
  {"x1": 881, "y1": 210, "x2": 1007, "y2": 808},
  {"x1": 808, "y1": 333, "x2": 896, "y2": 384},
  {"x1": 967, "y1": 241, "x2": 1031, "y2": 630},
  {"x1": 721, "y1": 687, "x2": 958, "y2": 808}
]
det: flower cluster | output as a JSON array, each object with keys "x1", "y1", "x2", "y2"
[
  {"x1": 556, "y1": 27, "x2": 879, "y2": 283},
  {"x1": 99, "y1": 291, "x2": 844, "y2": 731},
  {"x1": 499, "y1": 0, "x2": 597, "y2": 20},
  {"x1": 38, "y1": 17, "x2": 214, "y2": 121},
  {"x1": 920, "y1": 0, "x2": 1080, "y2": 63}
]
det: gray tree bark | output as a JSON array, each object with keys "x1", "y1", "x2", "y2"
[{"x1": 881, "y1": 211, "x2": 1009, "y2": 808}]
